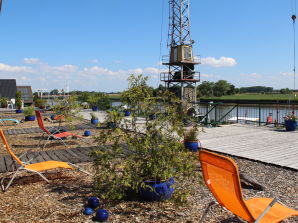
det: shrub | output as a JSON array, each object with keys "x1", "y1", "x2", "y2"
[
  {"x1": 15, "y1": 91, "x2": 22, "y2": 109},
  {"x1": 92, "y1": 74, "x2": 200, "y2": 203},
  {"x1": 23, "y1": 106, "x2": 35, "y2": 117}
]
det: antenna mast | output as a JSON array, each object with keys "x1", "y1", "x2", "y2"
[{"x1": 161, "y1": 0, "x2": 200, "y2": 103}]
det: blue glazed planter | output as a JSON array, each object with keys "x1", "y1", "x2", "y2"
[
  {"x1": 285, "y1": 120, "x2": 297, "y2": 131},
  {"x1": 184, "y1": 141, "x2": 200, "y2": 152},
  {"x1": 139, "y1": 177, "x2": 174, "y2": 201},
  {"x1": 15, "y1": 109, "x2": 23, "y2": 114},
  {"x1": 84, "y1": 130, "x2": 91, "y2": 136},
  {"x1": 92, "y1": 106, "x2": 99, "y2": 111},
  {"x1": 124, "y1": 110, "x2": 131, "y2": 117},
  {"x1": 91, "y1": 118, "x2": 99, "y2": 125},
  {"x1": 25, "y1": 115, "x2": 36, "y2": 121}
]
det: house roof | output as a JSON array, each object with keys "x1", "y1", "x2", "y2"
[{"x1": 0, "y1": 79, "x2": 17, "y2": 99}]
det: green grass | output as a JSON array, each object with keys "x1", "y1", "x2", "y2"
[
  {"x1": 108, "y1": 94, "x2": 121, "y2": 101},
  {"x1": 200, "y1": 93, "x2": 298, "y2": 101}
]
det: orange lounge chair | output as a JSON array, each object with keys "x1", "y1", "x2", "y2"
[
  {"x1": 0, "y1": 129, "x2": 90, "y2": 191},
  {"x1": 35, "y1": 111, "x2": 84, "y2": 149},
  {"x1": 198, "y1": 150, "x2": 298, "y2": 223}
]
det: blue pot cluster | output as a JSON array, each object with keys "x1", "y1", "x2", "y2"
[
  {"x1": 15, "y1": 109, "x2": 23, "y2": 114},
  {"x1": 83, "y1": 197, "x2": 109, "y2": 222},
  {"x1": 139, "y1": 177, "x2": 174, "y2": 201},
  {"x1": 285, "y1": 120, "x2": 297, "y2": 131}
]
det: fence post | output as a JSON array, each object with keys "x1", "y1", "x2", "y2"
[
  {"x1": 259, "y1": 104, "x2": 261, "y2": 126},
  {"x1": 236, "y1": 104, "x2": 239, "y2": 123}
]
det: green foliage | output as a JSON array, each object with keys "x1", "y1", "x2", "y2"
[
  {"x1": 23, "y1": 106, "x2": 35, "y2": 117},
  {"x1": 53, "y1": 96, "x2": 82, "y2": 123},
  {"x1": 87, "y1": 93, "x2": 111, "y2": 110},
  {"x1": 92, "y1": 74, "x2": 200, "y2": 203},
  {"x1": 34, "y1": 97, "x2": 47, "y2": 109},
  {"x1": 90, "y1": 113, "x2": 98, "y2": 120},
  {"x1": 15, "y1": 91, "x2": 22, "y2": 109},
  {"x1": 284, "y1": 114, "x2": 298, "y2": 122},
  {"x1": 0, "y1": 97, "x2": 8, "y2": 107},
  {"x1": 184, "y1": 128, "x2": 198, "y2": 142}
]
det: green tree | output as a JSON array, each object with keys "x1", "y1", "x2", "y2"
[
  {"x1": 197, "y1": 81, "x2": 214, "y2": 97},
  {"x1": 213, "y1": 80, "x2": 231, "y2": 97}
]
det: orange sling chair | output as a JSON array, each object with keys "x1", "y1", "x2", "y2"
[
  {"x1": 35, "y1": 110, "x2": 83, "y2": 149},
  {"x1": 0, "y1": 129, "x2": 90, "y2": 191},
  {"x1": 199, "y1": 150, "x2": 298, "y2": 223}
]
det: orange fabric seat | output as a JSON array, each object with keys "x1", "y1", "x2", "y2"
[
  {"x1": 198, "y1": 150, "x2": 298, "y2": 223},
  {"x1": 35, "y1": 110, "x2": 82, "y2": 148},
  {"x1": 24, "y1": 160, "x2": 73, "y2": 172}
]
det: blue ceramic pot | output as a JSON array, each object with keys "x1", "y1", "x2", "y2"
[
  {"x1": 139, "y1": 177, "x2": 174, "y2": 201},
  {"x1": 124, "y1": 110, "x2": 131, "y2": 117},
  {"x1": 15, "y1": 109, "x2": 23, "y2": 114},
  {"x1": 91, "y1": 118, "x2": 99, "y2": 125},
  {"x1": 92, "y1": 106, "x2": 99, "y2": 111},
  {"x1": 84, "y1": 130, "x2": 91, "y2": 136},
  {"x1": 285, "y1": 120, "x2": 297, "y2": 131},
  {"x1": 184, "y1": 141, "x2": 200, "y2": 152},
  {"x1": 95, "y1": 209, "x2": 109, "y2": 222},
  {"x1": 25, "y1": 115, "x2": 36, "y2": 121}
]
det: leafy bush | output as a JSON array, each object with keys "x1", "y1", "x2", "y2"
[
  {"x1": 15, "y1": 91, "x2": 22, "y2": 109},
  {"x1": 0, "y1": 97, "x2": 8, "y2": 108},
  {"x1": 90, "y1": 113, "x2": 98, "y2": 120},
  {"x1": 23, "y1": 106, "x2": 35, "y2": 117},
  {"x1": 34, "y1": 98, "x2": 47, "y2": 109},
  {"x1": 92, "y1": 74, "x2": 200, "y2": 203},
  {"x1": 87, "y1": 93, "x2": 111, "y2": 110},
  {"x1": 184, "y1": 128, "x2": 198, "y2": 141},
  {"x1": 53, "y1": 96, "x2": 82, "y2": 123}
]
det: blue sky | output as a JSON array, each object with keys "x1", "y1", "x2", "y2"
[{"x1": 0, "y1": 0, "x2": 297, "y2": 92}]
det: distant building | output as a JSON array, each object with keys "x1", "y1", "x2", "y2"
[
  {"x1": 16, "y1": 86, "x2": 33, "y2": 105},
  {"x1": 0, "y1": 79, "x2": 33, "y2": 105},
  {"x1": 0, "y1": 79, "x2": 17, "y2": 99}
]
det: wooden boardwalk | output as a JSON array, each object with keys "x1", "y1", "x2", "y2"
[{"x1": 199, "y1": 124, "x2": 298, "y2": 170}]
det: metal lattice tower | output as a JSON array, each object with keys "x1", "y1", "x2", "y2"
[{"x1": 161, "y1": 0, "x2": 200, "y2": 103}]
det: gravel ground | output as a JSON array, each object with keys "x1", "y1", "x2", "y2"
[
  {"x1": 0, "y1": 119, "x2": 297, "y2": 222},
  {"x1": 0, "y1": 155, "x2": 297, "y2": 222}
]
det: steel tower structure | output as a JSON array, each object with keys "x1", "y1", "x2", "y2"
[{"x1": 161, "y1": 0, "x2": 200, "y2": 103}]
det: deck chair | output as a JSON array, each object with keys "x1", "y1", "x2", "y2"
[
  {"x1": 198, "y1": 150, "x2": 298, "y2": 223},
  {"x1": 35, "y1": 111, "x2": 84, "y2": 149},
  {"x1": 0, "y1": 119, "x2": 20, "y2": 125},
  {"x1": 0, "y1": 129, "x2": 90, "y2": 191}
]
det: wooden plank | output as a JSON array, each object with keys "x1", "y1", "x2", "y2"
[
  {"x1": 62, "y1": 149, "x2": 84, "y2": 163},
  {"x1": 38, "y1": 151, "x2": 52, "y2": 162},
  {"x1": 4, "y1": 155, "x2": 15, "y2": 172},
  {"x1": 44, "y1": 150, "x2": 62, "y2": 161},
  {"x1": 0, "y1": 156, "x2": 7, "y2": 173},
  {"x1": 52, "y1": 150, "x2": 69, "y2": 162}
]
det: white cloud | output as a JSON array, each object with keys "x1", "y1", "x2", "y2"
[
  {"x1": 281, "y1": 72, "x2": 294, "y2": 77},
  {"x1": 0, "y1": 63, "x2": 34, "y2": 73},
  {"x1": 201, "y1": 56, "x2": 237, "y2": 67},
  {"x1": 23, "y1": 58, "x2": 41, "y2": 64}
]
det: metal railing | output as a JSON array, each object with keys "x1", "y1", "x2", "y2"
[{"x1": 195, "y1": 101, "x2": 298, "y2": 126}]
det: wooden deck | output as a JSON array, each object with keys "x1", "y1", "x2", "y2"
[{"x1": 200, "y1": 124, "x2": 298, "y2": 170}]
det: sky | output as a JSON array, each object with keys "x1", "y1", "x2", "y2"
[{"x1": 0, "y1": 0, "x2": 297, "y2": 92}]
